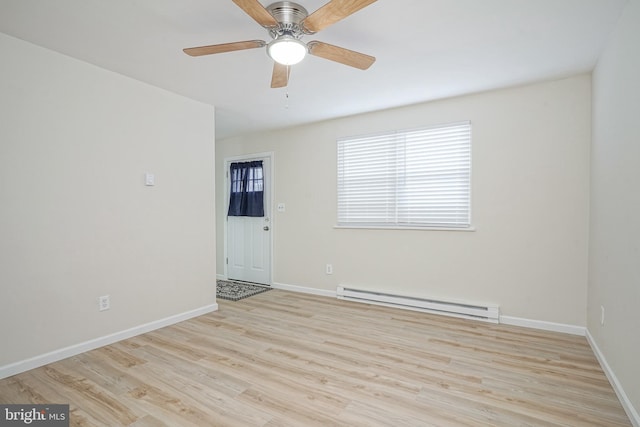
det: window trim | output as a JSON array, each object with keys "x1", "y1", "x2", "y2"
[{"x1": 333, "y1": 225, "x2": 476, "y2": 232}]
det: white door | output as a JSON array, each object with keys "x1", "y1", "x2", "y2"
[{"x1": 226, "y1": 156, "x2": 271, "y2": 284}]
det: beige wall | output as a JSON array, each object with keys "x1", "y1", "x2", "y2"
[
  {"x1": 0, "y1": 33, "x2": 216, "y2": 366},
  {"x1": 589, "y1": 0, "x2": 640, "y2": 415},
  {"x1": 217, "y1": 74, "x2": 591, "y2": 326}
]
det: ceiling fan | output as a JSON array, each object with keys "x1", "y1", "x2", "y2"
[{"x1": 183, "y1": 0, "x2": 377, "y2": 88}]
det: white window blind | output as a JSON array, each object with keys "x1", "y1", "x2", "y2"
[{"x1": 337, "y1": 121, "x2": 471, "y2": 228}]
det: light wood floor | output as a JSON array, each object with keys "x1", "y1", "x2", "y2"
[{"x1": 0, "y1": 290, "x2": 631, "y2": 426}]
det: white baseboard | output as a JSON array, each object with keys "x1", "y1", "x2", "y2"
[
  {"x1": 267, "y1": 284, "x2": 587, "y2": 335},
  {"x1": 499, "y1": 315, "x2": 586, "y2": 336},
  {"x1": 0, "y1": 303, "x2": 218, "y2": 380},
  {"x1": 586, "y1": 330, "x2": 640, "y2": 427},
  {"x1": 271, "y1": 281, "x2": 336, "y2": 298}
]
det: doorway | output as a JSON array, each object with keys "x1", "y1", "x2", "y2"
[{"x1": 225, "y1": 154, "x2": 272, "y2": 285}]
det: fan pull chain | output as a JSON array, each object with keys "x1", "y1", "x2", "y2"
[{"x1": 284, "y1": 65, "x2": 291, "y2": 109}]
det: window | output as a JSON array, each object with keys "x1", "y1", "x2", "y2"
[
  {"x1": 337, "y1": 121, "x2": 471, "y2": 229},
  {"x1": 227, "y1": 161, "x2": 264, "y2": 217}
]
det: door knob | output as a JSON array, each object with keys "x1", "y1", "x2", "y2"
[{"x1": 263, "y1": 226, "x2": 270, "y2": 231}]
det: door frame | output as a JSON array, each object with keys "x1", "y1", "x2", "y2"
[{"x1": 223, "y1": 152, "x2": 274, "y2": 284}]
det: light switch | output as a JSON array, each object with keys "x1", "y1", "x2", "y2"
[
  {"x1": 145, "y1": 173, "x2": 155, "y2": 186},
  {"x1": 277, "y1": 203, "x2": 285, "y2": 212}
]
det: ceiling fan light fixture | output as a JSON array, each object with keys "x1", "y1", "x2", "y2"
[{"x1": 267, "y1": 36, "x2": 307, "y2": 65}]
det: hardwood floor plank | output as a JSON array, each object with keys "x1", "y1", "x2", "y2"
[{"x1": 0, "y1": 289, "x2": 631, "y2": 426}]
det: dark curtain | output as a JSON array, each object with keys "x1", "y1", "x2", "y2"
[{"x1": 227, "y1": 161, "x2": 264, "y2": 217}]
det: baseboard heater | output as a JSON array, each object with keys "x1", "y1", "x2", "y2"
[{"x1": 336, "y1": 286, "x2": 500, "y2": 323}]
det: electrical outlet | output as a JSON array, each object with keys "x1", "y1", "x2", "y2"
[
  {"x1": 600, "y1": 305, "x2": 605, "y2": 326},
  {"x1": 99, "y1": 295, "x2": 110, "y2": 312},
  {"x1": 326, "y1": 264, "x2": 333, "y2": 275}
]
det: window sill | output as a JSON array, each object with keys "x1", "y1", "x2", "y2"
[{"x1": 334, "y1": 225, "x2": 476, "y2": 232}]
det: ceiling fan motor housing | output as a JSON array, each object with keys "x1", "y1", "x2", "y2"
[{"x1": 266, "y1": 1, "x2": 310, "y2": 39}]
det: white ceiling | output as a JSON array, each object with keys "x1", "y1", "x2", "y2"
[{"x1": 0, "y1": 0, "x2": 628, "y2": 139}]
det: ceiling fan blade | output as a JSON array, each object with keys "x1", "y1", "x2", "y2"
[
  {"x1": 271, "y1": 62, "x2": 289, "y2": 88},
  {"x1": 301, "y1": 0, "x2": 377, "y2": 33},
  {"x1": 308, "y1": 41, "x2": 375, "y2": 70},
  {"x1": 232, "y1": 0, "x2": 278, "y2": 28},
  {"x1": 183, "y1": 40, "x2": 266, "y2": 57}
]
